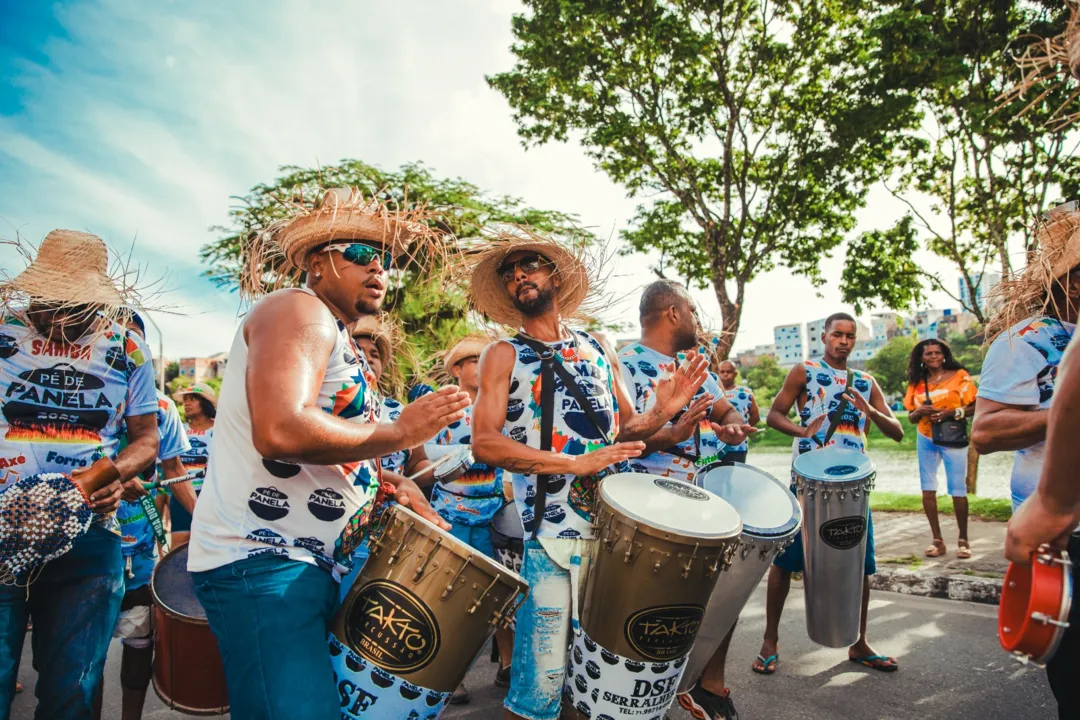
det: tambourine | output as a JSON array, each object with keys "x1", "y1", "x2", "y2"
[
  {"x1": 999, "y1": 545, "x2": 1073, "y2": 666},
  {"x1": 415, "y1": 444, "x2": 474, "y2": 484}
]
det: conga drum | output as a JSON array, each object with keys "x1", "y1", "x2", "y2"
[
  {"x1": 999, "y1": 545, "x2": 1073, "y2": 666},
  {"x1": 792, "y1": 448, "x2": 875, "y2": 648},
  {"x1": 678, "y1": 462, "x2": 801, "y2": 694},
  {"x1": 331, "y1": 503, "x2": 528, "y2": 719},
  {"x1": 150, "y1": 544, "x2": 229, "y2": 715},
  {"x1": 568, "y1": 474, "x2": 742, "y2": 720}
]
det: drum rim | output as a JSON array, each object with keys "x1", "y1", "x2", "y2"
[
  {"x1": 599, "y1": 473, "x2": 742, "y2": 540},
  {"x1": 384, "y1": 503, "x2": 529, "y2": 588},
  {"x1": 696, "y1": 461, "x2": 802, "y2": 538},
  {"x1": 792, "y1": 447, "x2": 875, "y2": 483},
  {"x1": 1037, "y1": 554, "x2": 1073, "y2": 663},
  {"x1": 150, "y1": 543, "x2": 209, "y2": 624}
]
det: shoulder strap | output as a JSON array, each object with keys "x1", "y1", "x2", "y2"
[
  {"x1": 818, "y1": 368, "x2": 855, "y2": 448},
  {"x1": 514, "y1": 335, "x2": 557, "y2": 539},
  {"x1": 924, "y1": 375, "x2": 933, "y2": 405}
]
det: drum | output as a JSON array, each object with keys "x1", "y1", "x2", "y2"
[
  {"x1": 567, "y1": 474, "x2": 742, "y2": 720},
  {"x1": 792, "y1": 447, "x2": 875, "y2": 648},
  {"x1": 489, "y1": 501, "x2": 524, "y2": 575},
  {"x1": 999, "y1": 545, "x2": 1073, "y2": 666},
  {"x1": 150, "y1": 544, "x2": 229, "y2": 715},
  {"x1": 678, "y1": 462, "x2": 801, "y2": 693},
  {"x1": 331, "y1": 503, "x2": 528, "y2": 719}
]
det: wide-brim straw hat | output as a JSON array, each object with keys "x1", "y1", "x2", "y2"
[
  {"x1": 443, "y1": 334, "x2": 492, "y2": 371},
  {"x1": 177, "y1": 382, "x2": 218, "y2": 409},
  {"x1": 352, "y1": 313, "x2": 394, "y2": 366},
  {"x1": 468, "y1": 231, "x2": 590, "y2": 328},
  {"x1": 6, "y1": 230, "x2": 123, "y2": 307},
  {"x1": 277, "y1": 188, "x2": 430, "y2": 271}
]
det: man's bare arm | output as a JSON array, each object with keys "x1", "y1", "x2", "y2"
[
  {"x1": 161, "y1": 456, "x2": 196, "y2": 515},
  {"x1": 971, "y1": 398, "x2": 1048, "y2": 454},
  {"x1": 767, "y1": 365, "x2": 815, "y2": 439}
]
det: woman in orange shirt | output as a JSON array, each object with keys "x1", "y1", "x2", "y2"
[{"x1": 903, "y1": 339, "x2": 978, "y2": 559}]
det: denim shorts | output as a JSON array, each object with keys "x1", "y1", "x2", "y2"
[
  {"x1": 449, "y1": 521, "x2": 496, "y2": 559},
  {"x1": 505, "y1": 540, "x2": 573, "y2": 720},
  {"x1": 774, "y1": 508, "x2": 877, "y2": 576},
  {"x1": 916, "y1": 432, "x2": 968, "y2": 496}
]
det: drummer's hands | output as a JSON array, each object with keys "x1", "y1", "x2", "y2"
[
  {"x1": 74, "y1": 469, "x2": 123, "y2": 514},
  {"x1": 653, "y1": 352, "x2": 709, "y2": 418},
  {"x1": 712, "y1": 423, "x2": 757, "y2": 446},
  {"x1": 842, "y1": 390, "x2": 873, "y2": 417},
  {"x1": 574, "y1": 442, "x2": 645, "y2": 477},
  {"x1": 800, "y1": 414, "x2": 828, "y2": 439},
  {"x1": 394, "y1": 386, "x2": 471, "y2": 447},
  {"x1": 1005, "y1": 492, "x2": 1077, "y2": 565},
  {"x1": 393, "y1": 477, "x2": 451, "y2": 531},
  {"x1": 670, "y1": 395, "x2": 713, "y2": 443},
  {"x1": 120, "y1": 477, "x2": 150, "y2": 503}
]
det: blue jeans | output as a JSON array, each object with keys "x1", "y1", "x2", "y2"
[
  {"x1": 0, "y1": 525, "x2": 124, "y2": 720},
  {"x1": 192, "y1": 554, "x2": 339, "y2": 720},
  {"x1": 774, "y1": 508, "x2": 877, "y2": 575},
  {"x1": 449, "y1": 521, "x2": 496, "y2": 559},
  {"x1": 916, "y1": 432, "x2": 968, "y2": 496}
]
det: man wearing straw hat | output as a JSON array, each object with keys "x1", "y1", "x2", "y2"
[
  {"x1": 469, "y1": 230, "x2": 718, "y2": 720},
  {"x1": 974, "y1": 201, "x2": 1080, "y2": 717},
  {"x1": 0, "y1": 230, "x2": 161, "y2": 719},
  {"x1": 186, "y1": 188, "x2": 469, "y2": 719}
]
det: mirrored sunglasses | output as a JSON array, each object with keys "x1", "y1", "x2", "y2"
[{"x1": 323, "y1": 243, "x2": 392, "y2": 271}]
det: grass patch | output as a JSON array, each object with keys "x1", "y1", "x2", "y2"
[
  {"x1": 880, "y1": 553, "x2": 923, "y2": 570},
  {"x1": 870, "y1": 491, "x2": 1012, "y2": 522},
  {"x1": 750, "y1": 413, "x2": 921, "y2": 453},
  {"x1": 962, "y1": 569, "x2": 1006, "y2": 579}
]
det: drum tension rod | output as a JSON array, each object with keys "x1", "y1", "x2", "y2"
[
  {"x1": 601, "y1": 514, "x2": 618, "y2": 552},
  {"x1": 469, "y1": 573, "x2": 502, "y2": 615},
  {"x1": 649, "y1": 549, "x2": 671, "y2": 573},
  {"x1": 388, "y1": 522, "x2": 414, "y2": 567},
  {"x1": 413, "y1": 537, "x2": 442, "y2": 582},
  {"x1": 623, "y1": 526, "x2": 640, "y2": 564},
  {"x1": 679, "y1": 543, "x2": 700, "y2": 579},
  {"x1": 1031, "y1": 612, "x2": 1071, "y2": 629},
  {"x1": 442, "y1": 556, "x2": 472, "y2": 599}
]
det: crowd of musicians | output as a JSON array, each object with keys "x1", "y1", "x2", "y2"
[{"x1": 0, "y1": 191, "x2": 1077, "y2": 720}]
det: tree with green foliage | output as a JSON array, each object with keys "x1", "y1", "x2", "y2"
[
  {"x1": 944, "y1": 325, "x2": 985, "y2": 377},
  {"x1": 164, "y1": 360, "x2": 180, "y2": 384},
  {"x1": 844, "y1": 0, "x2": 1079, "y2": 321},
  {"x1": 201, "y1": 160, "x2": 596, "y2": 394},
  {"x1": 867, "y1": 334, "x2": 917, "y2": 398},
  {"x1": 488, "y1": 0, "x2": 920, "y2": 357},
  {"x1": 739, "y1": 356, "x2": 787, "y2": 416},
  {"x1": 166, "y1": 376, "x2": 192, "y2": 397}
]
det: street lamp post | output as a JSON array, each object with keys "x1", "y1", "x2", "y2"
[{"x1": 142, "y1": 311, "x2": 166, "y2": 392}]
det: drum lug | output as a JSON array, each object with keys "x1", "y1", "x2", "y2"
[
  {"x1": 468, "y1": 573, "x2": 501, "y2": 615},
  {"x1": 441, "y1": 556, "x2": 473, "y2": 599},
  {"x1": 678, "y1": 543, "x2": 700, "y2": 579},
  {"x1": 821, "y1": 489, "x2": 831, "y2": 502},
  {"x1": 412, "y1": 537, "x2": 443, "y2": 583},
  {"x1": 623, "y1": 526, "x2": 642, "y2": 565},
  {"x1": 492, "y1": 585, "x2": 528, "y2": 628},
  {"x1": 759, "y1": 544, "x2": 773, "y2": 562},
  {"x1": 740, "y1": 542, "x2": 754, "y2": 561},
  {"x1": 649, "y1": 549, "x2": 672, "y2": 573},
  {"x1": 1011, "y1": 650, "x2": 1046, "y2": 669},
  {"x1": 838, "y1": 489, "x2": 846, "y2": 502},
  {"x1": 387, "y1": 521, "x2": 415, "y2": 568},
  {"x1": 601, "y1": 514, "x2": 619, "y2": 553},
  {"x1": 1031, "y1": 611, "x2": 1071, "y2": 629},
  {"x1": 851, "y1": 488, "x2": 861, "y2": 501}
]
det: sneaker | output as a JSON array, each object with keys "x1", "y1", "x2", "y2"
[
  {"x1": 495, "y1": 665, "x2": 511, "y2": 688},
  {"x1": 677, "y1": 683, "x2": 739, "y2": 720},
  {"x1": 449, "y1": 682, "x2": 470, "y2": 705},
  {"x1": 791, "y1": 571, "x2": 803, "y2": 587}
]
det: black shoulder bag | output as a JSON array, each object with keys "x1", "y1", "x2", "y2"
[
  {"x1": 925, "y1": 379, "x2": 969, "y2": 448},
  {"x1": 514, "y1": 334, "x2": 616, "y2": 539}
]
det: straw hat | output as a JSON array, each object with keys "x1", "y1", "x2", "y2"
[
  {"x1": 176, "y1": 382, "x2": 218, "y2": 409},
  {"x1": 352, "y1": 313, "x2": 393, "y2": 364},
  {"x1": 468, "y1": 231, "x2": 589, "y2": 328},
  {"x1": 7, "y1": 230, "x2": 123, "y2": 307},
  {"x1": 443, "y1": 334, "x2": 491, "y2": 371}
]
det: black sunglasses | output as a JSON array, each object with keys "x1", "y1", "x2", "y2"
[{"x1": 497, "y1": 254, "x2": 552, "y2": 283}]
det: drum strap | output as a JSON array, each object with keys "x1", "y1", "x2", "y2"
[
  {"x1": 514, "y1": 334, "x2": 615, "y2": 539},
  {"x1": 816, "y1": 369, "x2": 855, "y2": 448}
]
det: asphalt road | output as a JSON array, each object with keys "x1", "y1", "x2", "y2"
[{"x1": 10, "y1": 586, "x2": 1056, "y2": 719}]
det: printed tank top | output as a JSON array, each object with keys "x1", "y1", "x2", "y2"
[
  {"x1": 187, "y1": 290, "x2": 382, "y2": 575},
  {"x1": 504, "y1": 330, "x2": 620, "y2": 540},
  {"x1": 792, "y1": 360, "x2": 873, "y2": 459}
]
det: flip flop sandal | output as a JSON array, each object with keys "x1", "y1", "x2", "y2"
[
  {"x1": 752, "y1": 654, "x2": 779, "y2": 675},
  {"x1": 849, "y1": 655, "x2": 898, "y2": 672},
  {"x1": 924, "y1": 540, "x2": 946, "y2": 558},
  {"x1": 956, "y1": 541, "x2": 972, "y2": 559}
]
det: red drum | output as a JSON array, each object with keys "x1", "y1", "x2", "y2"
[
  {"x1": 999, "y1": 545, "x2": 1073, "y2": 666},
  {"x1": 151, "y1": 544, "x2": 229, "y2": 715}
]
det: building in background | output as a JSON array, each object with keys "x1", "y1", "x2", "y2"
[
  {"x1": 773, "y1": 324, "x2": 804, "y2": 367},
  {"x1": 807, "y1": 316, "x2": 872, "y2": 364},
  {"x1": 958, "y1": 271, "x2": 1001, "y2": 314},
  {"x1": 735, "y1": 344, "x2": 776, "y2": 368},
  {"x1": 179, "y1": 352, "x2": 228, "y2": 383}
]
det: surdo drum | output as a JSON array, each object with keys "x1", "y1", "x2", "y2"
[
  {"x1": 792, "y1": 448, "x2": 875, "y2": 648},
  {"x1": 150, "y1": 544, "x2": 229, "y2": 715},
  {"x1": 678, "y1": 462, "x2": 801, "y2": 693},
  {"x1": 566, "y1": 474, "x2": 742, "y2": 720},
  {"x1": 999, "y1": 545, "x2": 1073, "y2": 666},
  {"x1": 331, "y1": 503, "x2": 528, "y2": 719}
]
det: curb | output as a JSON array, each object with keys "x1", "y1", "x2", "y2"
[{"x1": 869, "y1": 566, "x2": 1002, "y2": 605}]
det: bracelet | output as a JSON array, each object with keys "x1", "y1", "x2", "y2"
[{"x1": 954, "y1": 408, "x2": 964, "y2": 420}]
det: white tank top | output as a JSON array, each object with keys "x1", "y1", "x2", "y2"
[{"x1": 187, "y1": 290, "x2": 382, "y2": 575}]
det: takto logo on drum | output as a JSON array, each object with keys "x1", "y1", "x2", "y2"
[
  {"x1": 819, "y1": 516, "x2": 867, "y2": 550},
  {"x1": 652, "y1": 478, "x2": 709, "y2": 501},
  {"x1": 344, "y1": 580, "x2": 440, "y2": 674},
  {"x1": 824, "y1": 465, "x2": 858, "y2": 477},
  {"x1": 623, "y1": 604, "x2": 704, "y2": 661}
]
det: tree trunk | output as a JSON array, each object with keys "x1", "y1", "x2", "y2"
[
  {"x1": 966, "y1": 443, "x2": 979, "y2": 495},
  {"x1": 710, "y1": 274, "x2": 743, "y2": 361}
]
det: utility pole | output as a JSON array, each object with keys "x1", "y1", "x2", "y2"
[{"x1": 143, "y1": 311, "x2": 166, "y2": 392}]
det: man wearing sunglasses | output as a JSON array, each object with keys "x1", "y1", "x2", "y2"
[
  {"x1": 187, "y1": 189, "x2": 470, "y2": 719},
  {"x1": 469, "y1": 234, "x2": 738, "y2": 720}
]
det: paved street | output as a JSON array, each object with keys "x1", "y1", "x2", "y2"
[{"x1": 11, "y1": 583, "x2": 1055, "y2": 719}]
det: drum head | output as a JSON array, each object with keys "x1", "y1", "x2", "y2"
[
  {"x1": 599, "y1": 473, "x2": 741, "y2": 539},
  {"x1": 491, "y1": 502, "x2": 523, "y2": 540},
  {"x1": 150, "y1": 544, "x2": 206, "y2": 621},
  {"x1": 793, "y1": 447, "x2": 874, "y2": 483},
  {"x1": 696, "y1": 463, "x2": 800, "y2": 538}
]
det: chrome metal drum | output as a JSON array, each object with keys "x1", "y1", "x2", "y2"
[
  {"x1": 678, "y1": 462, "x2": 801, "y2": 693},
  {"x1": 793, "y1": 448, "x2": 875, "y2": 648}
]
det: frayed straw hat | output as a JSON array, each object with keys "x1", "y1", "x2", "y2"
[
  {"x1": 6, "y1": 230, "x2": 124, "y2": 307},
  {"x1": 468, "y1": 228, "x2": 590, "y2": 328},
  {"x1": 986, "y1": 201, "x2": 1080, "y2": 341},
  {"x1": 177, "y1": 382, "x2": 218, "y2": 409},
  {"x1": 352, "y1": 313, "x2": 394, "y2": 366},
  {"x1": 443, "y1": 334, "x2": 492, "y2": 371},
  {"x1": 997, "y1": 3, "x2": 1080, "y2": 128}
]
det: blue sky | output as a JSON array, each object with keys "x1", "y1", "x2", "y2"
[{"x1": 0, "y1": 0, "x2": 966, "y2": 361}]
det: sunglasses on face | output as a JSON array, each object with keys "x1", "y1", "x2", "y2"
[
  {"x1": 322, "y1": 243, "x2": 392, "y2": 271},
  {"x1": 497, "y1": 254, "x2": 552, "y2": 284}
]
